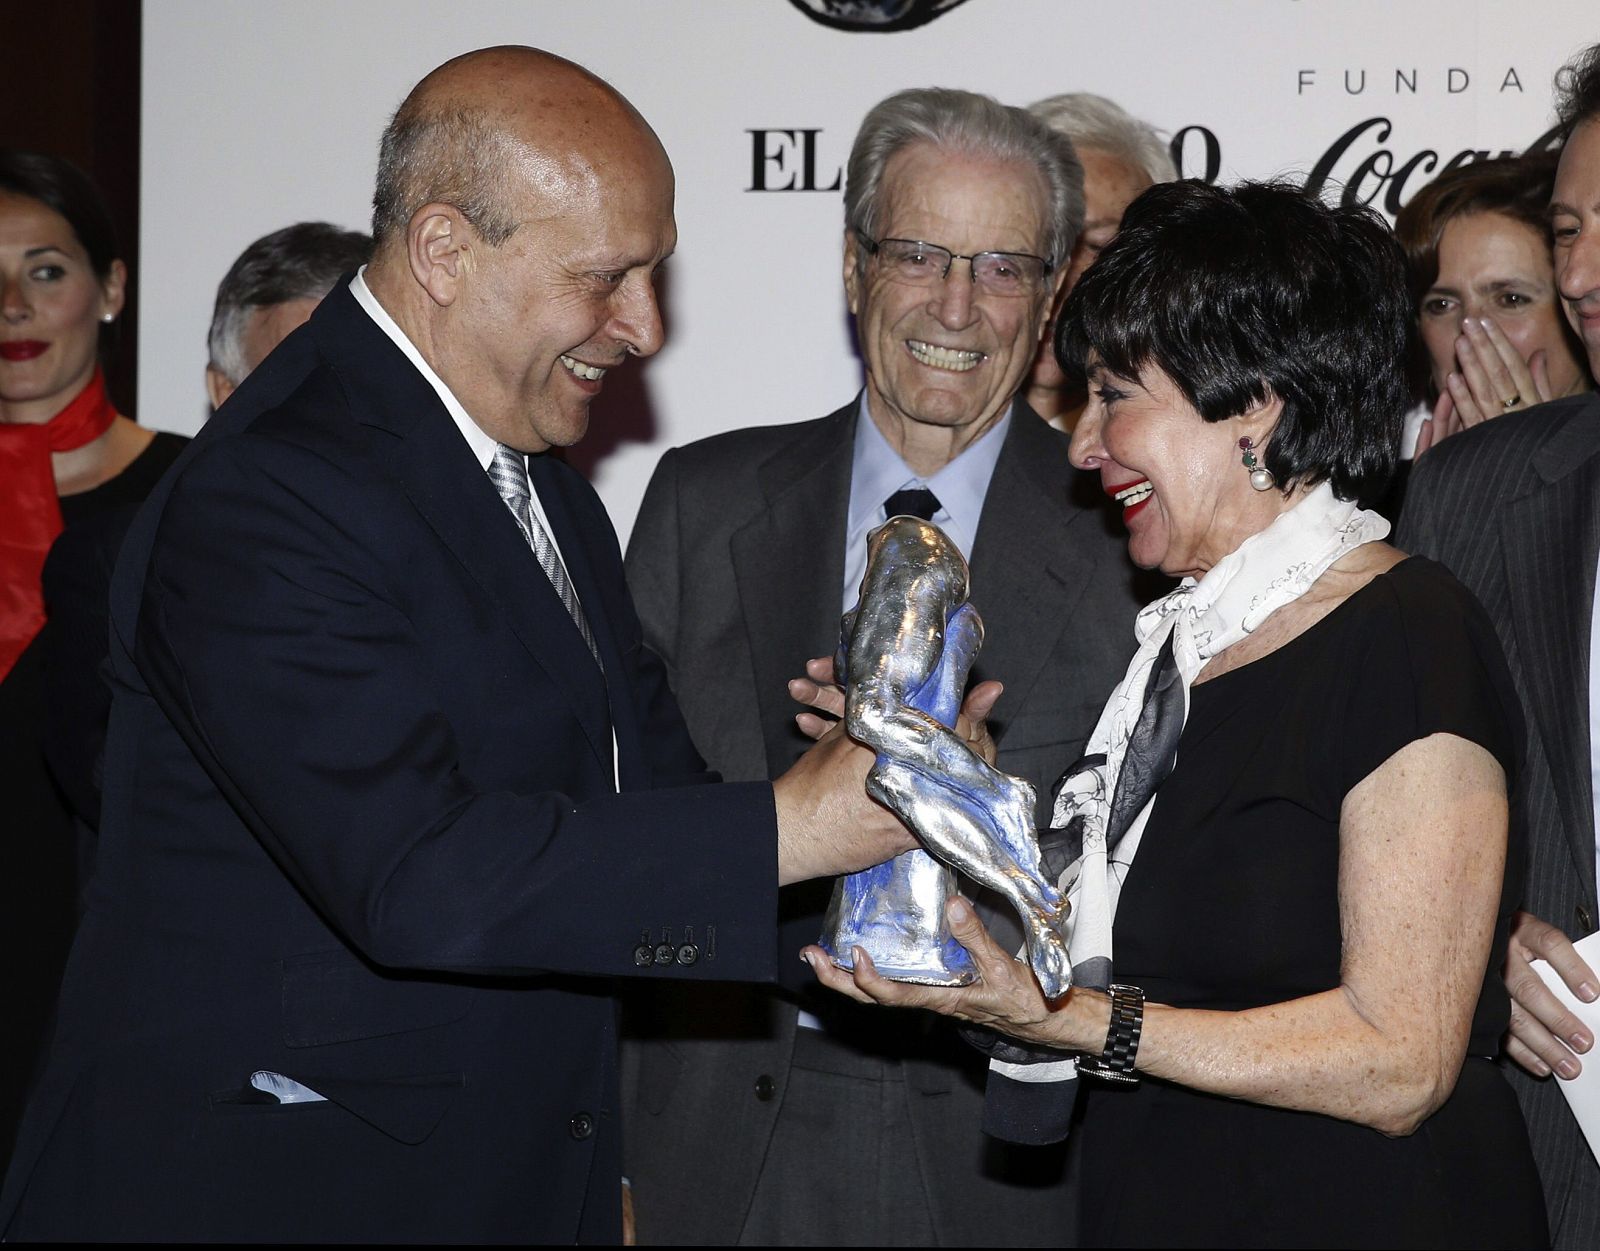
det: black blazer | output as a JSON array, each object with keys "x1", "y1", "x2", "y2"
[
  {"x1": 1398, "y1": 392, "x2": 1600, "y2": 1247},
  {"x1": 0, "y1": 282, "x2": 779, "y2": 1244},
  {"x1": 626, "y1": 399, "x2": 1157, "y2": 801}
]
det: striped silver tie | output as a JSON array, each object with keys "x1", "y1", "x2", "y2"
[{"x1": 488, "y1": 444, "x2": 602, "y2": 668}]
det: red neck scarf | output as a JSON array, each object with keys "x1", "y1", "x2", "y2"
[{"x1": 0, "y1": 368, "x2": 118, "y2": 679}]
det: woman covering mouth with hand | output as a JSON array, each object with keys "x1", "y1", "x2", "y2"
[
  {"x1": 1396, "y1": 152, "x2": 1592, "y2": 458},
  {"x1": 805, "y1": 180, "x2": 1547, "y2": 1248}
]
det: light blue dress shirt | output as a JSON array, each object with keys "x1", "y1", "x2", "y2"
[{"x1": 839, "y1": 392, "x2": 1012, "y2": 613}]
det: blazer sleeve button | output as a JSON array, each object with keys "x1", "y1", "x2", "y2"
[
  {"x1": 676, "y1": 943, "x2": 699, "y2": 966},
  {"x1": 754, "y1": 1075, "x2": 776, "y2": 1102},
  {"x1": 653, "y1": 943, "x2": 675, "y2": 965},
  {"x1": 1579, "y1": 904, "x2": 1594, "y2": 933},
  {"x1": 570, "y1": 1112, "x2": 595, "y2": 1140},
  {"x1": 633, "y1": 944, "x2": 654, "y2": 967}
]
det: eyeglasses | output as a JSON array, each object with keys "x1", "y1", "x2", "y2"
[{"x1": 857, "y1": 233, "x2": 1054, "y2": 297}]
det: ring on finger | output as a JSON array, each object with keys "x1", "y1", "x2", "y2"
[{"x1": 1502, "y1": 394, "x2": 1522, "y2": 410}]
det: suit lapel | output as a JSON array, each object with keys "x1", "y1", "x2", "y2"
[
  {"x1": 730, "y1": 405, "x2": 856, "y2": 774},
  {"x1": 309, "y1": 290, "x2": 615, "y2": 777},
  {"x1": 1503, "y1": 408, "x2": 1600, "y2": 896},
  {"x1": 389, "y1": 418, "x2": 613, "y2": 774},
  {"x1": 967, "y1": 403, "x2": 1099, "y2": 699}
]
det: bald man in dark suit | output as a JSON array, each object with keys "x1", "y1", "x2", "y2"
[{"x1": 0, "y1": 47, "x2": 908, "y2": 1244}]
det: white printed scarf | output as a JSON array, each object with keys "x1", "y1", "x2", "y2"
[{"x1": 992, "y1": 480, "x2": 1390, "y2": 1090}]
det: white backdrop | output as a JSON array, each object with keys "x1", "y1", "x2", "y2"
[{"x1": 141, "y1": 0, "x2": 1597, "y2": 541}]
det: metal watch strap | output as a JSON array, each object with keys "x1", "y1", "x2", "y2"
[{"x1": 1075, "y1": 982, "x2": 1145, "y2": 1085}]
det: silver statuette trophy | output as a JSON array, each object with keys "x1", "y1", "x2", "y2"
[{"x1": 818, "y1": 516, "x2": 1072, "y2": 998}]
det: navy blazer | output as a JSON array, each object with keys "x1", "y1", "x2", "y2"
[{"x1": 0, "y1": 282, "x2": 778, "y2": 1244}]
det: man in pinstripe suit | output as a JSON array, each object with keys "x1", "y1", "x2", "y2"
[{"x1": 1398, "y1": 44, "x2": 1600, "y2": 1248}]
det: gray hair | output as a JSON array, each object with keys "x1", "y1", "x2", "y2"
[
  {"x1": 844, "y1": 87, "x2": 1084, "y2": 272},
  {"x1": 207, "y1": 222, "x2": 373, "y2": 384},
  {"x1": 1027, "y1": 92, "x2": 1178, "y2": 187},
  {"x1": 371, "y1": 105, "x2": 524, "y2": 249}
]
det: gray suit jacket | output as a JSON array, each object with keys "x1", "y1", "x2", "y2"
[
  {"x1": 621, "y1": 399, "x2": 1158, "y2": 1245},
  {"x1": 1397, "y1": 392, "x2": 1600, "y2": 1250}
]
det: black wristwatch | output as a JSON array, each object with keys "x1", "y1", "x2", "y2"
[{"x1": 1074, "y1": 983, "x2": 1145, "y2": 1085}]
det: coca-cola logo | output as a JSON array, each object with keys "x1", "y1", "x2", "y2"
[{"x1": 1171, "y1": 118, "x2": 1562, "y2": 217}]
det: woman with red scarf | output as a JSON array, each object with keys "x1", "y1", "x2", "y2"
[
  {"x1": 0, "y1": 152, "x2": 186, "y2": 674},
  {"x1": 0, "y1": 150, "x2": 186, "y2": 1173}
]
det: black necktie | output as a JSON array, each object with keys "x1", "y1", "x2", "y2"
[{"x1": 884, "y1": 486, "x2": 942, "y2": 522}]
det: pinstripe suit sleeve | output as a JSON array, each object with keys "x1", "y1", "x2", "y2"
[
  {"x1": 1394, "y1": 450, "x2": 1444, "y2": 557},
  {"x1": 1395, "y1": 404, "x2": 1600, "y2": 1250}
]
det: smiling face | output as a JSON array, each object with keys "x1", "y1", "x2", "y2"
[
  {"x1": 1418, "y1": 210, "x2": 1587, "y2": 397},
  {"x1": 437, "y1": 136, "x2": 676, "y2": 452},
  {"x1": 1553, "y1": 118, "x2": 1600, "y2": 378},
  {"x1": 845, "y1": 143, "x2": 1059, "y2": 459},
  {"x1": 1069, "y1": 358, "x2": 1284, "y2": 577},
  {"x1": 0, "y1": 191, "x2": 124, "y2": 423}
]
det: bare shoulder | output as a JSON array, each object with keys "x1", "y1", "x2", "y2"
[
  {"x1": 1320, "y1": 540, "x2": 1408, "y2": 593},
  {"x1": 1196, "y1": 542, "x2": 1406, "y2": 683}
]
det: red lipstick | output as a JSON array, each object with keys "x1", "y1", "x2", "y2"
[
  {"x1": 0, "y1": 340, "x2": 48, "y2": 362},
  {"x1": 1104, "y1": 476, "x2": 1154, "y2": 523}
]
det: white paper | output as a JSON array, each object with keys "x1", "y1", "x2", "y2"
[{"x1": 1530, "y1": 929, "x2": 1600, "y2": 1166}]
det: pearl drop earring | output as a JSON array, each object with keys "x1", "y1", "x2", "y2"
[{"x1": 1239, "y1": 437, "x2": 1275, "y2": 492}]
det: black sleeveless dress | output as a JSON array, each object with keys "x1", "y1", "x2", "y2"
[
  {"x1": 1073, "y1": 557, "x2": 1548, "y2": 1248},
  {"x1": 0, "y1": 431, "x2": 188, "y2": 1176}
]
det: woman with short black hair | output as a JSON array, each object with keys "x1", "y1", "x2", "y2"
[{"x1": 807, "y1": 180, "x2": 1549, "y2": 1247}]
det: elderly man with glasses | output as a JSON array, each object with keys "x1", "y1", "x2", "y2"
[{"x1": 622, "y1": 87, "x2": 1156, "y2": 1246}]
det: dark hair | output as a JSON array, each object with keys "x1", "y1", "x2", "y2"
[
  {"x1": 0, "y1": 150, "x2": 124, "y2": 363},
  {"x1": 1057, "y1": 179, "x2": 1412, "y2": 505},
  {"x1": 1390, "y1": 153, "x2": 1575, "y2": 400},
  {"x1": 0, "y1": 149, "x2": 120, "y2": 279},
  {"x1": 1393, "y1": 153, "x2": 1558, "y2": 311},
  {"x1": 207, "y1": 222, "x2": 373, "y2": 383},
  {"x1": 1556, "y1": 41, "x2": 1600, "y2": 141}
]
